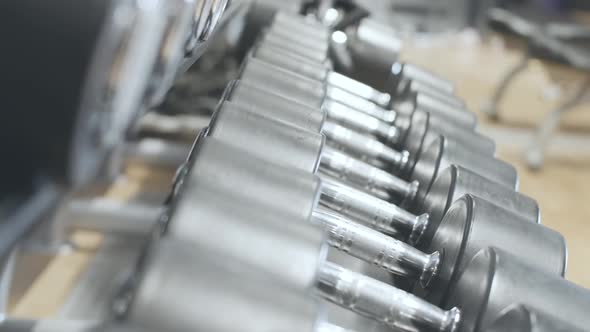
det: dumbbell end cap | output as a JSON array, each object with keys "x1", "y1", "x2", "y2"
[
  {"x1": 408, "y1": 213, "x2": 429, "y2": 245},
  {"x1": 398, "y1": 150, "x2": 411, "y2": 173},
  {"x1": 442, "y1": 307, "x2": 461, "y2": 332},
  {"x1": 401, "y1": 180, "x2": 420, "y2": 208},
  {"x1": 419, "y1": 251, "x2": 440, "y2": 289}
]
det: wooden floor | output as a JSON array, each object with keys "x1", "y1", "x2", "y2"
[{"x1": 8, "y1": 32, "x2": 590, "y2": 318}]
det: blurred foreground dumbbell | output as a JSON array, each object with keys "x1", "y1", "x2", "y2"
[{"x1": 118, "y1": 136, "x2": 461, "y2": 332}]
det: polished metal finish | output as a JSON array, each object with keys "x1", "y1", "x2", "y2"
[
  {"x1": 241, "y1": 58, "x2": 403, "y2": 144},
  {"x1": 447, "y1": 248, "x2": 589, "y2": 332},
  {"x1": 225, "y1": 80, "x2": 408, "y2": 169},
  {"x1": 209, "y1": 101, "x2": 325, "y2": 173},
  {"x1": 322, "y1": 122, "x2": 408, "y2": 169},
  {"x1": 395, "y1": 63, "x2": 455, "y2": 95},
  {"x1": 206, "y1": 103, "x2": 429, "y2": 246},
  {"x1": 320, "y1": 147, "x2": 417, "y2": 202},
  {"x1": 313, "y1": 207, "x2": 439, "y2": 287},
  {"x1": 225, "y1": 80, "x2": 327, "y2": 133},
  {"x1": 320, "y1": 176, "x2": 428, "y2": 244},
  {"x1": 412, "y1": 136, "x2": 518, "y2": 204},
  {"x1": 128, "y1": 240, "x2": 323, "y2": 332},
  {"x1": 419, "y1": 165, "x2": 540, "y2": 237},
  {"x1": 485, "y1": 305, "x2": 585, "y2": 332},
  {"x1": 185, "y1": 137, "x2": 437, "y2": 289},
  {"x1": 316, "y1": 262, "x2": 460, "y2": 332},
  {"x1": 415, "y1": 195, "x2": 566, "y2": 305},
  {"x1": 399, "y1": 80, "x2": 464, "y2": 110}
]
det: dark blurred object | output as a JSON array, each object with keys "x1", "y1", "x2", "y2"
[{"x1": 0, "y1": 0, "x2": 117, "y2": 196}]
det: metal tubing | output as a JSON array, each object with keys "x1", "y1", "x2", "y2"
[
  {"x1": 319, "y1": 176, "x2": 428, "y2": 244},
  {"x1": 316, "y1": 262, "x2": 460, "y2": 332},
  {"x1": 322, "y1": 122, "x2": 408, "y2": 168},
  {"x1": 313, "y1": 207, "x2": 439, "y2": 287}
]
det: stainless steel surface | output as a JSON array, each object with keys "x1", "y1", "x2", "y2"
[
  {"x1": 447, "y1": 248, "x2": 590, "y2": 332},
  {"x1": 9, "y1": 4, "x2": 583, "y2": 332},
  {"x1": 319, "y1": 176, "x2": 428, "y2": 244},
  {"x1": 313, "y1": 207, "x2": 439, "y2": 287},
  {"x1": 415, "y1": 195, "x2": 566, "y2": 306},
  {"x1": 316, "y1": 262, "x2": 460, "y2": 332},
  {"x1": 129, "y1": 239, "x2": 322, "y2": 332},
  {"x1": 319, "y1": 147, "x2": 418, "y2": 202}
]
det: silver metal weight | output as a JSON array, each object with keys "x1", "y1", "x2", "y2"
[
  {"x1": 446, "y1": 247, "x2": 589, "y2": 332},
  {"x1": 414, "y1": 195, "x2": 566, "y2": 305}
]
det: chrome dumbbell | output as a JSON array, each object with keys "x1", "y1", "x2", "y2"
[
  {"x1": 413, "y1": 195, "x2": 565, "y2": 304},
  {"x1": 249, "y1": 39, "x2": 494, "y2": 160},
  {"x1": 207, "y1": 101, "x2": 428, "y2": 243},
  {"x1": 122, "y1": 140, "x2": 461, "y2": 332},
  {"x1": 236, "y1": 59, "x2": 512, "y2": 184},
  {"x1": 446, "y1": 248, "x2": 590, "y2": 332},
  {"x1": 221, "y1": 81, "x2": 535, "y2": 228},
  {"x1": 258, "y1": 13, "x2": 475, "y2": 128},
  {"x1": 216, "y1": 84, "x2": 519, "y2": 214},
  {"x1": 200, "y1": 119, "x2": 564, "y2": 312}
]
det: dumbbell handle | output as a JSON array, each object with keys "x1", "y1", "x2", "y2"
[
  {"x1": 322, "y1": 122, "x2": 408, "y2": 170},
  {"x1": 320, "y1": 147, "x2": 418, "y2": 202},
  {"x1": 313, "y1": 207, "x2": 438, "y2": 287},
  {"x1": 316, "y1": 262, "x2": 460, "y2": 332},
  {"x1": 323, "y1": 98, "x2": 400, "y2": 144},
  {"x1": 319, "y1": 176, "x2": 428, "y2": 245},
  {"x1": 327, "y1": 72, "x2": 392, "y2": 108}
]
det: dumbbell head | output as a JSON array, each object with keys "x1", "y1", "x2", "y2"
[
  {"x1": 164, "y1": 138, "x2": 326, "y2": 291},
  {"x1": 341, "y1": 19, "x2": 402, "y2": 89},
  {"x1": 485, "y1": 304, "x2": 585, "y2": 332},
  {"x1": 446, "y1": 248, "x2": 588, "y2": 332},
  {"x1": 239, "y1": 57, "x2": 326, "y2": 109},
  {"x1": 252, "y1": 40, "x2": 331, "y2": 82},
  {"x1": 411, "y1": 136, "x2": 518, "y2": 204},
  {"x1": 208, "y1": 100, "x2": 324, "y2": 174},
  {"x1": 389, "y1": 62, "x2": 455, "y2": 97},
  {"x1": 418, "y1": 165, "x2": 539, "y2": 235},
  {"x1": 223, "y1": 80, "x2": 327, "y2": 133},
  {"x1": 397, "y1": 79, "x2": 464, "y2": 110},
  {"x1": 420, "y1": 115, "x2": 495, "y2": 156},
  {"x1": 414, "y1": 195, "x2": 566, "y2": 305},
  {"x1": 127, "y1": 239, "x2": 323, "y2": 332},
  {"x1": 394, "y1": 93, "x2": 477, "y2": 130},
  {"x1": 163, "y1": 139, "x2": 459, "y2": 332},
  {"x1": 395, "y1": 112, "x2": 495, "y2": 175}
]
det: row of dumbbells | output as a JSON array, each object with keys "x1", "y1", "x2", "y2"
[
  {"x1": 100, "y1": 9, "x2": 590, "y2": 332},
  {"x1": 3, "y1": 2, "x2": 589, "y2": 332}
]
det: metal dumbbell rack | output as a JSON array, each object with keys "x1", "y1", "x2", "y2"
[{"x1": 1, "y1": 1, "x2": 588, "y2": 332}]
